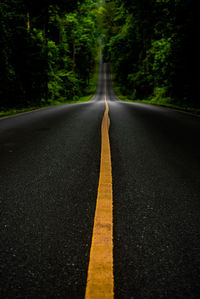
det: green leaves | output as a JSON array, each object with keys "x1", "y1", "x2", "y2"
[
  {"x1": 0, "y1": 0, "x2": 99, "y2": 109},
  {"x1": 98, "y1": 0, "x2": 199, "y2": 107},
  {"x1": 150, "y1": 37, "x2": 172, "y2": 85}
]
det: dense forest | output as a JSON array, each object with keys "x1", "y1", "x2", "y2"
[
  {"x1": 0, "y1": 0, "x2": 98, "y2": 110},
  {"x1": 0, "y1": 0, "x2": 199, "y2": 111},
  {"x1": 101, "y1": 0, "x2": 200, "y2": 109}
]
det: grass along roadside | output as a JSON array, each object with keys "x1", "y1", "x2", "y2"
[
  {"x1": 113, "y1": 84, "x2": 200, "y2": 116},
  {"x1": 0, "y1": 92, "x2": 93, "y2": 119},
  {"x1": 0, "y1": 46, "x2": 100, "y2": 119}
]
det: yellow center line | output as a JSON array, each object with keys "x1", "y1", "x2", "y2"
[{"x1": 85, "y1": 64, "x2": 114, "y2": 299}]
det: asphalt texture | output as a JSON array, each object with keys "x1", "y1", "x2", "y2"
[{"x1": 1, "y1": 59, "x2": 200, "y2": 298}]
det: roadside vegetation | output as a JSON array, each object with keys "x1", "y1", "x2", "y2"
[
  {"x1": 0, "y1": 0, "x2": 199, "y2": 116},
  {"x1": 0, "y1": 43, "x2": 100, "y2": 118},
  {"x1": 100, "y1": 0, "x2": 200, "y2": 112},
  {"x1": 0, "y1": 0, "x2": 100, "y2": 116}
]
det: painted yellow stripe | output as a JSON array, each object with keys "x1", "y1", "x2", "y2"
[{"x1": 85, "y1": 65, "x2": 114, "y2": 299}]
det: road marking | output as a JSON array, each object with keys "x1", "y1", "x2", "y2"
[{"x1": 85, "y1": 65, "x2": 114, "y2": 299}]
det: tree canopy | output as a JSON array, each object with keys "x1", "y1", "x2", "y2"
[
  {"x1": 0, "y1": 0, "x2": 199, "y2": 110},
  {"x1": 0, "y1": 0, "x2": 98, "y2": 109},
  {"x1": 100, "y1": 0, "x2": 199, "y2": 108}
]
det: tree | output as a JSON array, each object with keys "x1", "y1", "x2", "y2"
[
  {"x1": 0, "y1": 0, "x2": 98, "y2": 109},
  {"x1": 99, "y1": 0, "x2": 200, "y2": 108}
]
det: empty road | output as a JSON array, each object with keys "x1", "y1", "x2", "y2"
[{"x1": 1, "y1": 57, "x2": 200, "y2": 298}]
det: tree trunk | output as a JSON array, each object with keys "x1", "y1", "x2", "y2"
[
  {"x1": 27, "y1": 11, "x2": 30, "y2": 31},
  {"x1": 72, "y1": 40, "x2": 76, "y2": 72},
  {"x1": 43, "y1": 6, "x2": 49, "y2": 102}
]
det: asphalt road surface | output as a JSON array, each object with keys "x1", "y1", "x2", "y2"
[{"x1": 1, "y1": 57, "x2": 200, "y2": 298}]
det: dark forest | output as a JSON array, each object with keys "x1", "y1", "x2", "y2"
[{"x1": 0, "y1": 0, "x2": 199, "y2": 113}]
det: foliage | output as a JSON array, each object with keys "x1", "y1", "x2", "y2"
[
  {"x1": 0, "y1": 0, "x2": 98, "y2": 109},
  {"x1": 100, "y1": 0, "x2": 200, "y2": 108},
  {"x1": 1, "y1": 0, "x2": 199, "y2": 110}
]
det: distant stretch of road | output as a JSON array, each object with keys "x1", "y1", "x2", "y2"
[{"x1": 1, "y1": 55, "x2": 200, "y2": 298}]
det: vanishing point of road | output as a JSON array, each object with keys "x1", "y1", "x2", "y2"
[{"x1": 1, "y1": 56, "x2": 200, "y2": 298}]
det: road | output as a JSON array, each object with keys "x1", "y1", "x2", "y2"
[{"x1": 0, "y1": 57, "x2": 200, "y2": 298}]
